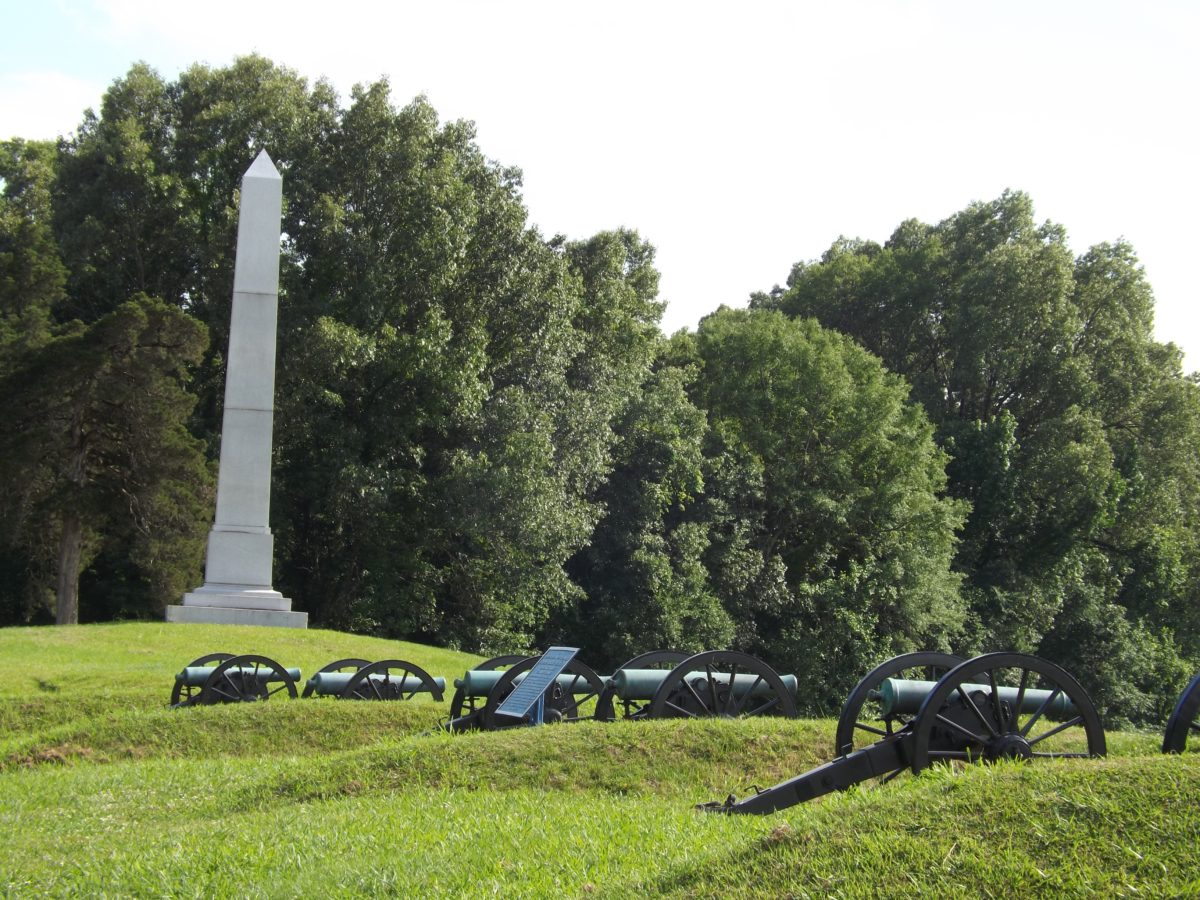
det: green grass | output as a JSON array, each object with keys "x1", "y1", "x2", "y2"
[{"x1": 0, "y1": 623, "x2": 1197, "y2": 897}]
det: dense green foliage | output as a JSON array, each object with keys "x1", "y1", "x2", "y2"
[
  {"x1": 756, "y1": 191, "x2": 1200, "y2": 720},
  {"x1": 1, "y1": 56, "x2": 1197, "y2": 721},
  {"x1": 0, "y1": 296, "x2": 211, "y2": 624},
  {"x1": 0, "y1": 623, "x2": 1196, "y2": 897},
  {"x1": 672, "y1": 309, "x2": 967, "y2": 709}
]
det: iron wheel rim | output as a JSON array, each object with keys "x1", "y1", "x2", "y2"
[
  {"x1": 909, "y1": 652, "x2": 1105, "y2": 775},
  {"x1": 646, "y1": 650, "x2": 797, "y2": 720},
  {"x1": 834, "y1": 651, "x2": 963, "y2": 756},
  {"x1": 1163, "y1": 671, "x2": 1200, "y2": 754}
]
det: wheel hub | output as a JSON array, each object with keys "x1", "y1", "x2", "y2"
[{"x1": 986, "y1": 732, "x2": 1033, "y2": 761}]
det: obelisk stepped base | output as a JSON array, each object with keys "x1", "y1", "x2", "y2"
[{"x1": 166, "y1": 603, "x2": 307, "y2": 628}]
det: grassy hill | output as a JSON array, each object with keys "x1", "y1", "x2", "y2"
[{"x1": 1, "y1": 623, "x2": 1197, "y2": 897}]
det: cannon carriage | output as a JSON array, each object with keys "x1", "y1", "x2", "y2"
[
  {"x1": 705, "y1": 652, "x2": 1107, "y2": 814},
  {"x1": 446, "y1": 648, "x2": 799, "y2": 731},
  {"x1": 303, "y1": 659, "x2": 445, "y2": 701},
  {"x1": 170, "y1": 654, "x2": 443, "y2": 705},
  {"x1": 597, "y1": 650, "x2": 798, "y2": 722},
  {"x1": 170, "y1": 653, "x2": 300, "y2": 707},
  {"x1": 445, "y1": 652, "x2": 606, "y2": 731}
]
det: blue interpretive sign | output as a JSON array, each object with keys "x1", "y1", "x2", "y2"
[{"x1": 494, "y1": 647, "x2": 580, "y2": 721}]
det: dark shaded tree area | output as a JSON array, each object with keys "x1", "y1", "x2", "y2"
[
  {"x1": 756, "y1": 191, "x2": 1200, "y2": 720},
  {"x1": 1, "y1": 58, "x2": 1194, "y2": 722}
]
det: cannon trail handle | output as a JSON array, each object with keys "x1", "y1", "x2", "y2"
[{"x1": 702, "y1": 734, "x2": 910, "y2": 815}]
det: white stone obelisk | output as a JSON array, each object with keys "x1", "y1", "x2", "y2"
[{"x1": 167, "y1": 150, "x2": 307, "y2": 628}]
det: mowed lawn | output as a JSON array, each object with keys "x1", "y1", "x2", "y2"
[{"x1": 1, "y1": 623, "x2": 1197, "y2": 897}]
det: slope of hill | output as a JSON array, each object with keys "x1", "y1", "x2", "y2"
[{"x1": 0, "y1": 623, "x2": 1195, "y2": 897}]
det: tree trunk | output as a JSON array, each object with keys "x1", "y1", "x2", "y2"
[{"x1": 55, "y1": 511, "x2": 83, "y2": 625}]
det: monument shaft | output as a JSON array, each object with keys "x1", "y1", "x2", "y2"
[{"x1": 168, "y1": 151, "x2": 306, "y2": 628}]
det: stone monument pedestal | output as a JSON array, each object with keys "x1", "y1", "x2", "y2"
[{"x1": 166, "y1": 599, "x2": 307, "y2": 628}]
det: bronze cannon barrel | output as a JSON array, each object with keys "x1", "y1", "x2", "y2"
[{"x1": 878, "y1": 677, "x2": 1078, "y2": 719}]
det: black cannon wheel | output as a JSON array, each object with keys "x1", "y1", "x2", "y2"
[
  {"x1": 1163, "y1": 671, "x2": 1200, "y2": 754},
  {"x1": 170, "y1": 652, "x2": 237, "y2": 707},
  {"x1": 909, "y1": 652, "x2": 1106, "y2": 774},
  {"x1": 197, "y1": 654, "x2": 298, "y2": 705},
  {"x1": 339, "y1": 659, "x2": 444, "y2": 702},
  {"x1": 646, "y1": 650, "x2": 797, "y2": 720},
  {"x1": 834, "y1": 651, "x2": 964, "y2": 756},
  {"x1": 449, "y1": 655, "x2": 531, "y2": 719},
  {"x1": 481, "y1": 656, "x2": 605, "y2": 730},
  {"x1": 594, "y1": 650, "x2": 690, "y2": 722},
  {"x1": 301, "y1": 658, "x2": 371, "y2": 698}
]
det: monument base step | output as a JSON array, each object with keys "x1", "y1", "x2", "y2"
[{"x1": 165, "y1": 604, "x2": 308, "y2": 629}]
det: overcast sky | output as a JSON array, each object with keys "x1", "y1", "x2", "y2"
[{"x1": 3, "y1": 0, "x2": 1197, "y2": 369}]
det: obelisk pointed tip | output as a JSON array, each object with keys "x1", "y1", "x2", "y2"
[{"x1": 244, "y1": 149, "x2": 281, "y2": 181}]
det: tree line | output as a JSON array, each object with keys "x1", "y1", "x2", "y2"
[{"x1": 2, "y1": 57, "x2": 1196, "y2": 723}]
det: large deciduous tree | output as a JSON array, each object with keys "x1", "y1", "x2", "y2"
[
  {"x1": 760, "y1": 191, "x2": 1200, "y2": 720},
  {"x1": 0, "y1": 139, "x2": 63, "y2": 367},
  {"x1": 262, "y1": 83, "x2": 665, "y2": 650},
  {"x1": 679, "y1": 308, "x2": 966, "y2": 709}
]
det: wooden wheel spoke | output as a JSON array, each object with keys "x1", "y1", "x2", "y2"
[
  {"x1": 741, "y1": 695, "x2": 780, "y2": 717},
  {"x1": 704, "y1": 666, "x2": 720, "y2": 715},
  {"x1": 562, "y1": 689, "x2": 599, "y2": 718},
  {"x1": 1026, "y1": 715, "x2": 1082, "y2": 747},
  {"x1": 1011, "y1": 669, "x2": 1031, "y2": 734},
  {"x1": 683, "y1": 678, "x2": 708, "y2": 713},
  {"x1": 854, "y1": 722, "x2": 888, "y2": 737},
  {"x1": 222, "y1": 672, "x2": 247, "y2": 698},
  {"x1": 665, "y1": 700, "x2": 698, "y2": 718},
  {"x1": 1020, "y1": 687, "x2": 1063, "y2": 738},
  {"x1": 723, "y1": 664, "x2": 740, "y2": 715},
  {"x1": 729, "y1": 674, "x2": 763, "y2": 717},
  {"x1": 987, "y1": 669, "x2": 1006, "y2": 732}
]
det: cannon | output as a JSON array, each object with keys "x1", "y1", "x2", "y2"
[
  {"x1": 594, "y1": 650, "x2": 689, "y2": 721},
  {"x1": 447, "y1": 655, "x2": 532, "y2": 720},
  {"x1": 596, "y1": 650, "x2": 798, "y2": 721},
  {"x1": 302, "y1": 658, "x2": 446, "y2": 701},
  {"x1": 446, "y1": 649, "x2": 605, "y2": 731},
  {"x1": 170, "y1": 653, "x2": 300, "y2": 706},
  {"x1": 1163, "y1": 670, "x2": 1200, "y2": 754},
  {"x1": 703, "y1": 652, "x2": 1106, "y2": 814},
  {"x1": 834, "y1": 651, "x2": 963, "y2": 756}
]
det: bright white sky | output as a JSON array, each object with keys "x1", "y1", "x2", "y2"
[{"x1": 2, "y1": 1, "x2": 1197, "y2": 369}]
